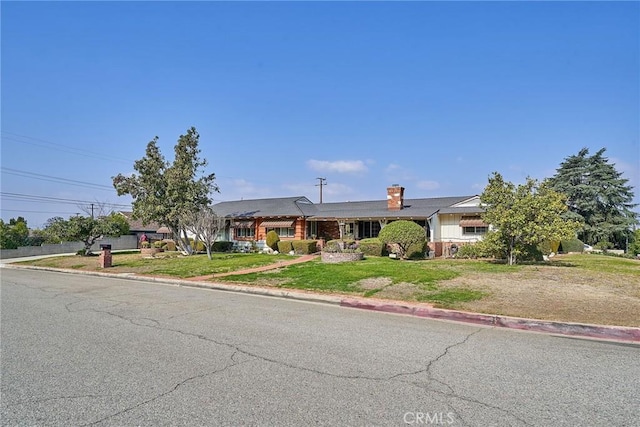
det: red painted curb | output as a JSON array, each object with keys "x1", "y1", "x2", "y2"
[{"x1": 340, "y1": 298, "x2": 640, "y2": 343}]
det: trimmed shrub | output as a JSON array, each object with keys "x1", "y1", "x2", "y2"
[
  {"x1": 520, "y1": 244, "x2": 544, "y2": 262},
  {"x1": 189, "y1": 239, "x2": 206, "y2": 252},
  {"x1": 456, "y1": 244, "x2": 481, "y2": 259},
  {"x1": 538, "y1": 240, "x2": 552, "y2": 256},
  {"x1": 163, "y1": 240, "x2": 177, "y2": 252},
  {"x1": 558, "y1": 238, "x2": 584, "y2": 253},
  {"x1": 292, "y1": 240, "x2": 318, "y2": 255},
  {"x1": 378, "y1": 220, "x2": 426, "y2": 260},
  {"x1": 326, "y1": 239, "x2": 357, "y2": 250},
  {"x1": 266, "y1": 230, "x2": 280, "y2": 251},
  {"x1": 407, "y1": 241, "x2": 428, "y2": 260},
  {"x1": 277, "y1": 240, "x2": 293, "y2": 253},
  {"x1": 359, "y1": 238, "x2": 384, "y2": 256},
  {"x1": 212, "y1": 241, "x2": 233, "y2": 252},
  {"x1": 153, "y1": 241, "x2": 165, "y2": 249}
]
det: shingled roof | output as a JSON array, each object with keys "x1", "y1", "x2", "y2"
[
  {"x1": 212, "y1": 196, "x2": 316, "y2": 219},
  {"x1": 311, "y1": 196, "x2": 477, "y2": 220},
  {"x1": 212, "y1": 195, "x2": 482, "y2": 221}
]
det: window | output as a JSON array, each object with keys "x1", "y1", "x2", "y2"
[
  {"x1": 236, "y1": 227, "x2": 255, "y2": 238},
  {"x1": 267, "y1": 227, "x2": 295, "y2": 238},
  {"x1": 306, "y1": 221, "x2": 318, "y2": 238},
  {"x1": 357, "y1": 221, "x2": 382, "y2": 239},
  {"x1": 463, "y1": 226, "x2": 488, "y2": 234}
]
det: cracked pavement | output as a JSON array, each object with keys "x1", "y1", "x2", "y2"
[{"x1": 2, "y1": 269, "x2": 639, "y2": 426}]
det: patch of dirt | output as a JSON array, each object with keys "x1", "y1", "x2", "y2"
[
  {"x1": 439, "y1": 266, "x2": 640, "y2": 327},
  {"x1": 357, "y1": 277, "x2": 392, "y2": 290},
  {"x1": 375, "y1": 282, "x2": 421, "y2": 300}
]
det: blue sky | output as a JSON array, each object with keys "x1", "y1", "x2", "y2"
[{"x1": 2, "y1": 1, "x2": 638, "y2": 228}]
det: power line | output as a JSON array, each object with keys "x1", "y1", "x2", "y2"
[
  {"x1": 1, "y1": 131, "x2": 134, "y2": 164},
  {"x1": 1, "y1": 167, "x2": 116, "y2": 191},
  {"x1": 0, "y1": 192, "x2": 131, "y2": 208},
  {"x1": 0, "y1": 209, "x2": 81, "y2": 215}
]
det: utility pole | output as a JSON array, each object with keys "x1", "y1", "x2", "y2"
[
  {"x1": 315, "y1": 177, "x2": 327, "y2": 203},
  {"x1": 91, "y1": 203, "x2": 94, "y2": 219}
]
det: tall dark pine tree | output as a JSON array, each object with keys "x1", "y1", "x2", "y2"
[{"x1": 549, "y1": 148, "x2": 637, "y2": 248}]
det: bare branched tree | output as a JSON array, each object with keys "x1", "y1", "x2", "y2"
[
  {"x1": 77, "y1": 201, "x2": 111, "y2": 219},
  {"x1": 182, "y1": 207, "x2": 227, "y2": 260}
]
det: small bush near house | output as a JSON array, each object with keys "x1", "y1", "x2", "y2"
[
  {"x1": 266, "y1": 230, "x2": 280, "y2": 251},
  {"x1": 212, "y1": 241, "x2": 233, "y2": 252},
  {"x1": 456, "y1": 243, "x2": 483, "y2": 259},
  {"x1": 359, "y1": 238, "x2": 384, "y2": 256},
  {"x1": 277, "y1": 240, "x2": 293, "y2": 253},
  {"x1": 407, "y1": 241, "x2": 429, "y2": 260},
  {"x1": 558, "y1": 238, "x2": 584, "y2": 253},
  {"x1": 292, "y1": 240, "x2": 318, "y2": 255},
  {"x1": 538, "y1": 240, "x2": 553, "y2": 256},
  {"x1": 378, "y1": 220, "x2": 426, "y2": 260},
  {"x1": 163, "y1": 240, "x2": 177, "y2": 252},
  {"x1": 326, "y1": 239, "x2": 357, "y2": 250},
  {"x1": 520, "y1": 244, "x2": 544, "y2": 262},
  {"x1": 594, "y1": 240, "x2": 614, "y2": 253},
  {"x1": 153, "y1": 241, "x2": 165, "y2": 249},
  {"x1": 189, "y1": 239, "x2": 206, "y2": 252}
]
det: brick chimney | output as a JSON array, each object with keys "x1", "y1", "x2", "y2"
[{"x1": 387, "y1": 184, "x2": 405, "y2": 210}]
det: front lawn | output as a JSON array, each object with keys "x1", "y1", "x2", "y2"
[
  {"x1": 16, "y1": 252, "x2": 640, "y2": 326},
  {"x1": 19, "y1": 252, "x2": 293, "y2": 278},
  {"x1": 212, "y1": 257, "x2": 517, "y2": 304}
]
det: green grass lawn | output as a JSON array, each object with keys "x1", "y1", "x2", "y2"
[
  {"x1": 212, "y1": 257, "x2": 519, "y2": 305},
  {"x1": 17, "y1": 252, "x2": 639, "y2": 311},
  {"x1": 549, "y1": 253, "x2": 640, "y2": 275},
  {"x1": 19, "y1": 252, "x2": 294, "y2": 278}
]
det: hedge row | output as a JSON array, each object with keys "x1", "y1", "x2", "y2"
[
  {"x1": 358, "y1": 238, "x2": 384, "y2": 256},
  {"x1": 277, "y1": 240, "x2": 293, "y2": 253},
  {"x1": 292, "y1": 240, "x2": 318, "y2": 255},
  {"x1": 212, "y1": 241, "x2": 234, "y2": 252}
]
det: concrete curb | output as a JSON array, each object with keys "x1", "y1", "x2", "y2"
[
  {"x1": 339, "y1": 299, "x2": 640, "y2": 343},
  {"x1": 3, "y1": 264, "x2": 639, "y2": 343}
]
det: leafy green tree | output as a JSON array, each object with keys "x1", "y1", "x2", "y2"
[
  {"x1": 113, "y1": 127, "x2": 218, "y2": 255},
  {"x1": 41, "y1": 214, "x2": 129, "y2": 255},
  {"x1": 378, "y1": 220, "x2": 426, "y2": 260},
  {"x1": 481, "y1": 172, "x2": 581, "y2": 265},
  {"x1": 549, "y1": 148, "x2": 637, "y2": 248},
  {"x1": 0, "y1": 217, "x2": 29, "y2": 249},
  {"x1": 38, "y1": 217, "x2": 66, "y2": 244}
]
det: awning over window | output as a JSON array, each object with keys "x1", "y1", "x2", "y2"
[
  {"x1": 233, "y1": 221, "x2": 255, "y2": 228},
  {"x1": 260, "y1": 219, "x2": 295, "y2": 228},
  {"x1": 459, "y1": 218, "x2": 487, "y2": 227}
]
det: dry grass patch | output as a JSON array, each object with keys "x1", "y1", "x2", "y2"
[{"x1": 440, "y1": 258, "x2": 640, "y2": 327}]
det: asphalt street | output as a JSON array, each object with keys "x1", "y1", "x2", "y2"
[{"x1": 1, "y1": 268, "x2": 639, "y2": 426}]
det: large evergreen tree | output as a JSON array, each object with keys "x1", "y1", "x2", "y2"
[
  {"x1": 549, "y1": 148, "x2": 637, "y2": 248},
  {"x1": 112, "y1": 127, "x2": 219, "y2": 254}
]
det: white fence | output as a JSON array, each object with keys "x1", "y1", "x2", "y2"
[{"x1": 0, "y1": 235, "x2": 139, "y2": 259}]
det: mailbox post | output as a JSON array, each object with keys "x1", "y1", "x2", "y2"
[{"x1": 99, "y1": 244, "x2": 112, "y2": 268}]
